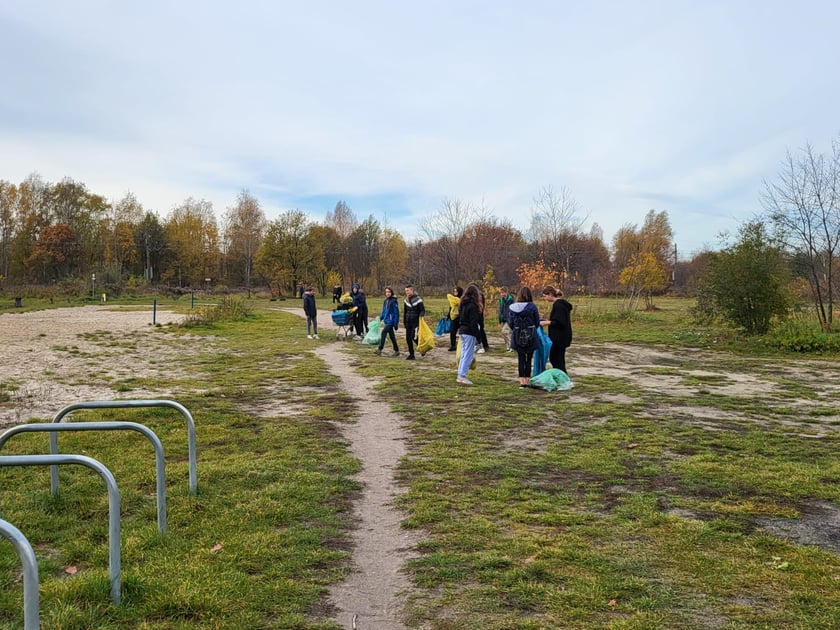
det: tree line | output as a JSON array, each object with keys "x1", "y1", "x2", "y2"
[{"x1": 2, "y1": 134, "x2": 839, "y2": 334}]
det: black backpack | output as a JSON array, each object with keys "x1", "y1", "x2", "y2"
[{"x1": 512, "y1": 311, "x2": 536, "y2": 349}]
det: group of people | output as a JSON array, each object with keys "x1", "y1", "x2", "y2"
[
  {"x1": 374, "y1": 284, "x2": 425, "y2": 360},
  {"x1": 301, "y1": 281, "x2": 573, "y2": 387}
]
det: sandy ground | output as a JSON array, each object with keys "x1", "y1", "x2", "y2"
[
  {"x1": 3, "y1": 305, "x2": 840, "y2": 628},
  {"x1": 0, "y1": 305, "x2": 189, "y2": 426}
]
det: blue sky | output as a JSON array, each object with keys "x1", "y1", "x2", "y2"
[{"x1": 2, "y1": 1, "x2": 839, "y2": 258}]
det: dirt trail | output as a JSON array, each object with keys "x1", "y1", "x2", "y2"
[{"x1": 306, "y1": 308, "x2": 421, "y2": 629}]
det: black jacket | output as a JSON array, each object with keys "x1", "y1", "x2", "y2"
[
  {"x1": 457, "y1": 300, "x2": 482, "y2": 338},
  {"x1": 547, "y1": 299, "x2": 573, "y2": 347},
  {"x1": 403, "y1": 294, "x2": 425, "y2": 326},
  {"x1": 303, "y1": 293, "x2": 317, "y2": 317}
]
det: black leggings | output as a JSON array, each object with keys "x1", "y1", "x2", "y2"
[
  {"x1": 517, "y1": 349, "x2": 535, "y2": 378},
  {"x1": 549, "y1": 342, "x2": 567, "y2": 373},
  {"x1": 449, "y1": 317, "x2": 460, "y2": 348}
]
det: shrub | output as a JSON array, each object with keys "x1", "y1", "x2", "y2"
[{"x1": 764, "y1": 320, "x2": 840, "y2": 353}]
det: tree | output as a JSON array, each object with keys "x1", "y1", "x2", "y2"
[
  {"x1": 255, "y1": 210, "x2": 319, "y2": 296},
  {"x1": 762, "y1": 138, "x2": 840, "y2": 331},
  {"x1": 0, "y1": 180, "x2": 18, "y2": 279},
  {"x1": 613, "y1": 210, "x2": 674, "y2": 310},
  {"x1": 516, "y1": 257, "x2": 560, "y2": 293},
  {"x1": 134, "y1": 212, "x2": 166, "y2": 282},
  {"x1": 529, "y1": 185, "x2": 588, "y2": 278},
  {"x1": 695, "y1": 220, "x2": 791, "y2": 335},
  {"x1": 346, "y1": 216, "x2": 382, "y2": 289},
  {"x1": 25, "y1": 223, "x2": 77, "y2": 281},
  {"x1": 223, "y1": 190, "x2": 267, "y2": 293},
  {"x1": 163, "y1": 198, "x2": 219, "y2": 287},
  {"x1": 108, "y1": 192, "x2": 144, "y2": 280},
  {"x1": 420, "y1": 197, "x2": 481, "y2": 287}
]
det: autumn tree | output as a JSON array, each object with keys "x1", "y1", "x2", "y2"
[
  {"x1": 108, "y1": 191, "x2": 143, "y2": 281},
  {"x1": 459, "y1": 219, "x2": 526, "y2": 288},
  {"x1": 255, "y1": 210, "x2": 320, "y2": 296},
  {"x1": 25, "y1": 223, "x2": 77, "y2": 281},
  {"x1": 223, "y1": 190, "x2": 267, "y2": 293},
  {"x1": 613, "y1": 210, "x2": 674, "y2": 310},
  {"x1": 762, "y1": 138, "x2": 840, "y2": 331},
  {"x1": 516, "y1": 257, "x2": 561, "y2": 293},
  {"x1": 163, "y1": 198, "x2": 219, "y2": 288}
]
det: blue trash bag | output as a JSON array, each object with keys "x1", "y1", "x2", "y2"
[
  {"x1": 531, "y1": 326, "x2": 552, "y2": 376},
  {"x1": 529, "y1": 368, "x2": 573, "y2": 392},
  {"x1": 435, "y1": 316, "x2": 451, "y2": 336}
]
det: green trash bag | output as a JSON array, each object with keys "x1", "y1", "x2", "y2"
[
  {"x1": 529, "y1": 368, "x2": 573, "y2": 392},
  {"x1": 363, "y1": 317, "x2": 382, "y2": 345}
]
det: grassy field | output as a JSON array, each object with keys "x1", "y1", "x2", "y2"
[{"x1": 1, "y1": 294, "x2": 839, "y2": 628}]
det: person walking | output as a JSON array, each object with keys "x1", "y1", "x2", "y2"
[
  {"x1": 541, "y1": 286, "x2": 573, "y2": 374},
  {"x1": 303, "y1": 286, "x2": 319, "y2": 339},
  {"x1": 447, "y1": 286, "x2": 463, "y2": 352},
  {"x1": 376, "y1": 286, "x2": 401, "y2": 356},
  {"x1": 498, "y1": 287, "x2": 514, "y2": 352},
  {"x1": 351, "y1": 283, "x2": 369, "y2": 337},
  {"x1": 507, "y1": 287, "x2": 541, "y2": 387},
  {"x1": 403, "y1": 284, "x2": 425, "y2": 360},
  {"x1": 455, "y1": 284, "x2": 482, "y2": 385}
]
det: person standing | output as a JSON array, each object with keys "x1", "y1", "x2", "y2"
[
  {"x1": 471, "y1": 284, "x2": 490, "y2": 353},
  {"x1": 507, "y1": 286, "x2": 541, "y2": 386},
  {"x1": 303, "y1": 286, "x2": 319, "y2": 339},
  {"x1": 455, "y1": 284, "x2": 482, "y2": 385},
  {"x1": 447, "y1": 286, "x2": 463, "y2": 352},
  {"x1": 351, "y1": 283, "x2": 369, "y2": 337},
  {"x1": 498, "y1": 287, "x2": 514, "y2": 352},
  {"x1": 403, "y1": 284, "x2": 425, "y2": 360},
  {"x1": 376, "y1": 286, "x2": 400, "y2": 356},
  {"x1": 541, "y1": 286, "x2": 573, "y2": 374}
]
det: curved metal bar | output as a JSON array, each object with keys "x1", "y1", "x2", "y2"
[
  {"x1": 50, "y1": 399, "x2": 197, "y2": 495},
  {"x1": 0, "y1": 454, "x2": 122, "y2": 605},
  {"x1": 0, "y1": 422, "x2": 167, "y2": 533},
  {"x1": 0, "y1": 518, "x2": 39, "y2": 629}
]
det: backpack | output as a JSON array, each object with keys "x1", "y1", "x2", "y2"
[
  {"x1": 516, "y1": 324, "x2": 535, "y2": 348},
  {"x1": 512, "y1": 310, "x2": 536, "y2": 349}
]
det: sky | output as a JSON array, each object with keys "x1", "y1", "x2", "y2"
[{"x1": 2, "y1": 1, "x2": 839, "y2": 259}]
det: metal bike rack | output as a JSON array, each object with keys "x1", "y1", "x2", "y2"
[
  {"x1": 0, "y1": 454, "x2": 122, "y2": 605},
  {"x1": 0, "y1": 518, "x2": 39, "y2": 629},
  {"x1": 50, "y1": 399, "x2": 197, "y2": 495},
  {"x1": 0, "y1": 422, "x2": 168, "y2": 533}
]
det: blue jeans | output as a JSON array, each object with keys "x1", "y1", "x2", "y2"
[{"x1": 457, "y1": 334, "x2": 477, "y2": 378}]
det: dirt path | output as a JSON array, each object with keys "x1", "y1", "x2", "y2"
[{"x1": 301, "y1": 308, "x2": 422, "y2": 629}]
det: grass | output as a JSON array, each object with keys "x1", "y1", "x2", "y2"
[{"x1": 2, "y1": 295, "x2": 840, "y2": 628}]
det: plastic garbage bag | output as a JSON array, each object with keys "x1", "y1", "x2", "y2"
[
  {"x1": 363, "y1": 317, "x2": 381, "y2": 345},
  {"x1": 529, "y1": 368, "x2": 573, "y2": 392},
  {"x1": 417, "y1": 318, "x2": 435, "y2": 356}
]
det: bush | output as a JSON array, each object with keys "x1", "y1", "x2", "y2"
[
  {"x1": 764, "y1": 320, "x2": 840, "y2": 353},
  {"x1": 183, "y1": 297, "x2": 252, "y2": 326}
]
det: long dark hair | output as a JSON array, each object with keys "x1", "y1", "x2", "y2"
[
  {"x1": 516, "y1": 286, "x2": 533, "y2": 303},
  {"x1": 461, "y1": 284, "x2": 480, "y2": 305}
]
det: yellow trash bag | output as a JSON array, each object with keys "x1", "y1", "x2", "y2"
[
  {"x1": 447, "y1": 293, "x2": 461, "y2": 320},
  {"x1": 417, "y1": 318, "x2": 435, "y2": 356},
  {"x1": 454, "y1": 336, "x2": 476, "y2": 370}
]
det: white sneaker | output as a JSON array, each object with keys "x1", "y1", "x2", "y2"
[
  {"x1": 477, "y1": 348, "x2": 485, "y2": 354},
  {"x1": 307, "y1": 335, "x2": 313, "y2": 339},
  {"x1": 313, "y1": 334, "x2": 319, "y2": 339}
]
